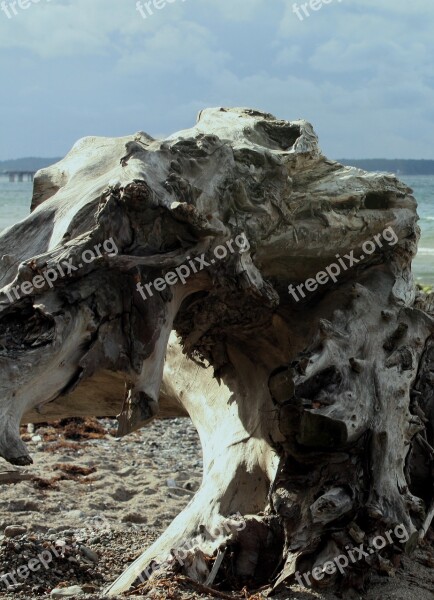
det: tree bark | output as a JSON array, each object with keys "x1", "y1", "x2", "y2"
[{"x1": 0, "y1": 108, "x2": 432, "y2": 595}]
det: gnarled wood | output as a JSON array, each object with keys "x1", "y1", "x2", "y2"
[{"x1": 0, "y1": 107, "x2": 432, "y2": 596}]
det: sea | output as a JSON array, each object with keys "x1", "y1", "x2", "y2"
[{"x1": 0, "y1": 175, "x2": 433, "y2": 285}]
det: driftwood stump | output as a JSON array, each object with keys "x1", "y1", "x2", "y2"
[{"x1": 0, "y1": 108, "x2": 432, "y2": 595}]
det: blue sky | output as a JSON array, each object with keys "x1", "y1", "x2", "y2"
[{"x1": 0, "y1": 0, "x2": 433, "y2": 160}]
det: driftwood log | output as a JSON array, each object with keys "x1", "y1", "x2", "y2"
[{"x1": 0, "y1": 108, "x2": 433, "y2": 595}]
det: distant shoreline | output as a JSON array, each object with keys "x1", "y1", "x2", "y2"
[
  {"x1": 337, "y1": 159, "x2": 434, "y2": 175},
  {"x1": 0, "y1": 157, "x2": 61, "y2": 173}
]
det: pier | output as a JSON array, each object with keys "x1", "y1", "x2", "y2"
[{"x1": 3, "y1": 171, "x2": 36, "y2": 182}]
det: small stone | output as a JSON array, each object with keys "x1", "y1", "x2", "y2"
[
  {"x1": 183, "y1": 480, "x2": 197, "y2": 491},
  {"x1": 4, "y1": 525, "x2": 27, "y2": 538},
  {"x1": 31, "y1": 434, "x2": 42, "y2": 442},
  {"x1": 118, "y1": 467, "x2": 135, "y2": 477},
  {"x1": 8, "y1": 583, "x2": 25, "y2": 591},
  {"x1": 51, "y1": 585, "x2": 84, "y2": 597},
  {"x1": 79, "y1": 544, "x2": 99, "y2": 563},
  {"x1": 65, "y1": 510, "x2": 85, "y2": 520},
  {"x1": 121, "y1": 512, "x2": 147, "y2": 524},
  {"x1": 81, "y1": 584, "x2": 98, "y2": 593},
  {"x1": 88, "y1": 535, "x2": 100, "y2": 544}
]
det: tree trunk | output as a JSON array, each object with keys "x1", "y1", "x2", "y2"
[{"x1": 0, "y1": 108, "x2": 432, "y2": 595}]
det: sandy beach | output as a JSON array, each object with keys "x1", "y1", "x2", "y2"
[{"x1": 0, "y1": 418, "x2": 432, "y2": 600}]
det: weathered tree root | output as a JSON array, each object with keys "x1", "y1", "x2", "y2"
[{"x1": 0, "y1": 108, "x2": 432, "y2": 596}]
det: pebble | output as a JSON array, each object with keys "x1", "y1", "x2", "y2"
[
  {"x1": 184, "y1": 480, "x2": 197, "y2": 491},
  {"x1": 0, "y1": 417, "x2": 202, "y2": 596},
  {"x1": 4, "y1": 525, "x2": 27, "y2": 538},
  {"x1": 120, "y1": 512, "x2": 147, "y2": 524},
  {"x1": 79, "y1": 544, "x2": 99, "y2": 563},
  {"x1": 51, "y1": 585, "x2": 84, "y2": 597},
  {"x1": 65, "y1": 510, "x2": 85, "y2": 520}
]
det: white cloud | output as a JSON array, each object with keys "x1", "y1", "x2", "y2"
[
  {"x1": 202, "y1": 0, "x2": 266, "y2": 21},
  {"x1": 0, "y1": 0, "x2": 433, "y2": 158},
  {"x1": 114, "y1": 20, "x2": 229, "y2": 78}
]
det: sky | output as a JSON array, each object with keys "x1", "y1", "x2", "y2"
[{"x1": 0, "y1": 0, "x2": 433, "y2": 160}]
